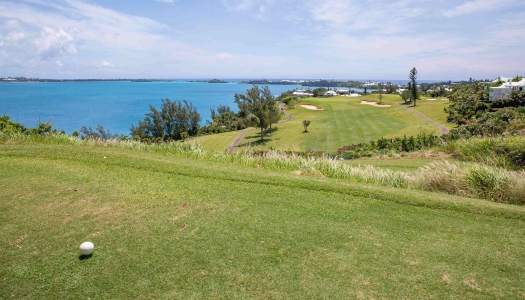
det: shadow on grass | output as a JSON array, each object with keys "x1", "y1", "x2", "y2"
[
  {"x1": 78, "y1": 254, "x2": 93, "y2": 260},
  {"x1": 237, "y1": 138, "x2": 273, "y2": 148}
]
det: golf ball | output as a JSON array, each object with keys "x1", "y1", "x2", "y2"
[{"x1": 79, "y1": 242, "x2": 94, "y2": 255}]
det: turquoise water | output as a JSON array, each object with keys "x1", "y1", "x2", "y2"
[{"x1": 0, "y1": 81, "x2": 303, "y2": 135}]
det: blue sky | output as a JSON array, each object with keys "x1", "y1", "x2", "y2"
[{"x1": 0, "y1": 0, "x2": 524, "y2": 80}]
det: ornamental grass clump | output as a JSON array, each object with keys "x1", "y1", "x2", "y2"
[
  {"x1": 464, "y1": 165, "x2": 525, "y2": 204},
  {"x1": 409, "y1": 161, "x2": 469, "y2": 197},
  {"x1": 410, "y1": 161, "x2": 525, "y2": 204},
  {"x1": 442, "y1": 136, "x2": 525, "y2": 169}
]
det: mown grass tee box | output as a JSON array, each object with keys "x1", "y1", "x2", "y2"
[{"x1": 1, "y1": 140, "x2": 524, "y2": 299}]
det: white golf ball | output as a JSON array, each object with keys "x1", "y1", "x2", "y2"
[{"x1": 79, "y1": 242, "x2": 94, "y2": 255}]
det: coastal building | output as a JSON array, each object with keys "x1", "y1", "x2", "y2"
[
  {"x1": 336, "y1": 89, "x2": 350, "y2": 95},
  {"x1": 324, "y1": 91, "x2": 338, "y2": 97},
  {"x1": 489, "y1": 76, "x2": 525, "y2": 101},
  {"x1": 292, "y1": 90, "x2": 314, "y2": 97}
]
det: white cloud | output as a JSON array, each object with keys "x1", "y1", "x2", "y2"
[
  {"x1": 35, "y1": 26, "x2": 77, "y2": 60},
  {"x1": 155, "y1": 0, "x2": 174, "y2": 3},
  {"x1": 222, "y1": 0, "x2": 273, "y2": 13},
  {"x1": 1, "y1": 0, "x2": 523, "y2": 79},
  {"x1": 101, "y1": 60, "x2": 114, "y2": 67},
  {"x1": 443, "y1": 0, "x2": 520, "y2": 18},
  {"x1": 5, "y1": 32, "x2": 26, "y2": 41},
  {"x1": 5, "y1": 19, "x2": 19, "y2": 28},
  {"x1": 222, "y1": 0, "x2": 253, "y2": 11},
  {"x1": 306, "y1": 0, "x2": 427, "y2": 35}
]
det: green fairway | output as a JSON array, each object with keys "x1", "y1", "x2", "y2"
[
  {"x1": 237, "y1": 94, "x2": 447, "y2": 152},
  {"x1": 410, "y1": 97, "x2": 455, "y2": 130},
  {"x1": 1, "y1": 141, "x2": 524, "y2": 299},
  {"x1": 187, "y1": 94, "x2": 453, "y2": 153},
  {"x1": 190, "y1": 130, "x2": 241, "y2": 152}
]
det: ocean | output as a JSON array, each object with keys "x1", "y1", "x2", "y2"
[
  {"x1": 0, "y1": 81, "x2": 306, "y2": 135},
  {"x1": 0, "y1": 79, "x2": 433, "y2": 135}
]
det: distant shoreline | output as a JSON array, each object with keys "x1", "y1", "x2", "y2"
[
  {"x1": 0, "y1": 78, "x2": 175, "y2": 83},
  {"x1": 1, "y1": 77, "x2": 453, "y2": 87}
]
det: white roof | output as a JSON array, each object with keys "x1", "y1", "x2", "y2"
[
  {"x1": 293, "y1": 91, "x2": 313, "y2": 96},
  {"x1": 493, "y1": 79, "x2": 525, "y2": 89},
  {"x1": 509, "y1": 79, "x2": 525, "y2": 86}
]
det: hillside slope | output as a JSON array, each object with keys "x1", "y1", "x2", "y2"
[{"x1": 1, "y1": 142, "x2": 524, "y2": 299}]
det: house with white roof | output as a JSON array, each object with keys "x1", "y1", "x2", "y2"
[
  {"x1": 324, "y1": 91, "x2": 338, "y2": 97},
  {"x1": 292, "y1": 90, "x2": 313, "y2": 97},
  {"x1": 489, "y1": 76, "x2": 525, "y2": 101}
]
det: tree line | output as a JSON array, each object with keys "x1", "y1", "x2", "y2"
[{"x1": 131, "y1": 85, "x2": 282, "y2": 143}]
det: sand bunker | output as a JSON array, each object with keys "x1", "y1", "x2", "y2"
[
  {"x1": 360, "y1": 101, "x2": 391, "y2": 107},
  {"x1": 300, "y1": 104, "x2": 324, "y2": 110},
  {"x1": 426, "y1": 98, "x2": 437, "y2": 101}
]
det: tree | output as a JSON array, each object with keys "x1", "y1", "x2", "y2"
[
  {"x1": 409, "y1": 67, "x2": 420, "y2": 106},
  {"x1": 378, "y1": 93, "x2": 383, "y2": 104},
  {"x1": 385, "y1": 83, "x2": 397, "y2": 94},
  {"x1": 234, "y1": 85, "x2": 275, "y2": 141},
  {"x1": 180, "y1": 131, "x2": 188, "y2": 141},
  {"x1": 80, "y1": 125, "x2": 119, "y2": 140},
  {"x1": 400, "y1": 89, "x2": 411, "y2": 104},
  {"x1": 131, "y1": 99, "x2": 201, "y2": 142},
  {"x1": 268, "y1": 104, "x2": 281, "y2": 134},
  {"x1": 262, "y1": 87, "x2": 281, "y2": 134},
  {"x1": 208, "y1": 105, "x2": 240, "y2": 131},
  {"x1": 0, "y1": 115, "x2": 28, "y2": 134},
  {"x1": 302, "y1": 120, "x2": 311, "y2": 132},
  {"x1": 313, "y1": 87, "x2": 328, "y2": 97}
]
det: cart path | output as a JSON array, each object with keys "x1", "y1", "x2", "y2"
[
  {"x1": 401, "y1": 103, "x2": 449, "y2": 135},
  {"x1": 228, "y1": 105, "x2": 292, "y2": 153}
]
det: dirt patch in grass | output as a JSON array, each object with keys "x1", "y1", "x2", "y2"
[
  {"x1": 178, "y1": 223, "x2": 188, "y2": 231},
  {"x1": 464, "y1": 279, "x2": 481, "y2": 290},
  {"x1": 293, "y1": 168, "x2": 326, "y2": 177}
]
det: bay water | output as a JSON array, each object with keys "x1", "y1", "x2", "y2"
[{"x1": 1, "y1": 81, "x2": 306, "y2": 135}]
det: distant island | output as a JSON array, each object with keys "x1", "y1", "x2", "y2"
[
  {"x1": 0, "y1": 77, "x2": 174, "y2": 83},
  {"x1": 185, "y1": 79, "x2": 228, "y2": 83},
  {"x1": 239, "y1": 79, "x2": 368, "y2": 88},
  {"x1": 1, "y1": 77, "x2": 456, "y2": 89},
  {"x1": 239, "y1": 79, "x2": 299, "y2": 85}
]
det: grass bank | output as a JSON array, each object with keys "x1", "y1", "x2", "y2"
[
  {"x1": 3, "y1": 133, "x2": 524, "y2": 204},
  {"x1": 1, "y1": 139, "x2": 525, "y2": 299}
]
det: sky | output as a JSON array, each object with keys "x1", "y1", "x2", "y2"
[{"x1": 0, "y1": 0, "x2": 524, "y2": 80}]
